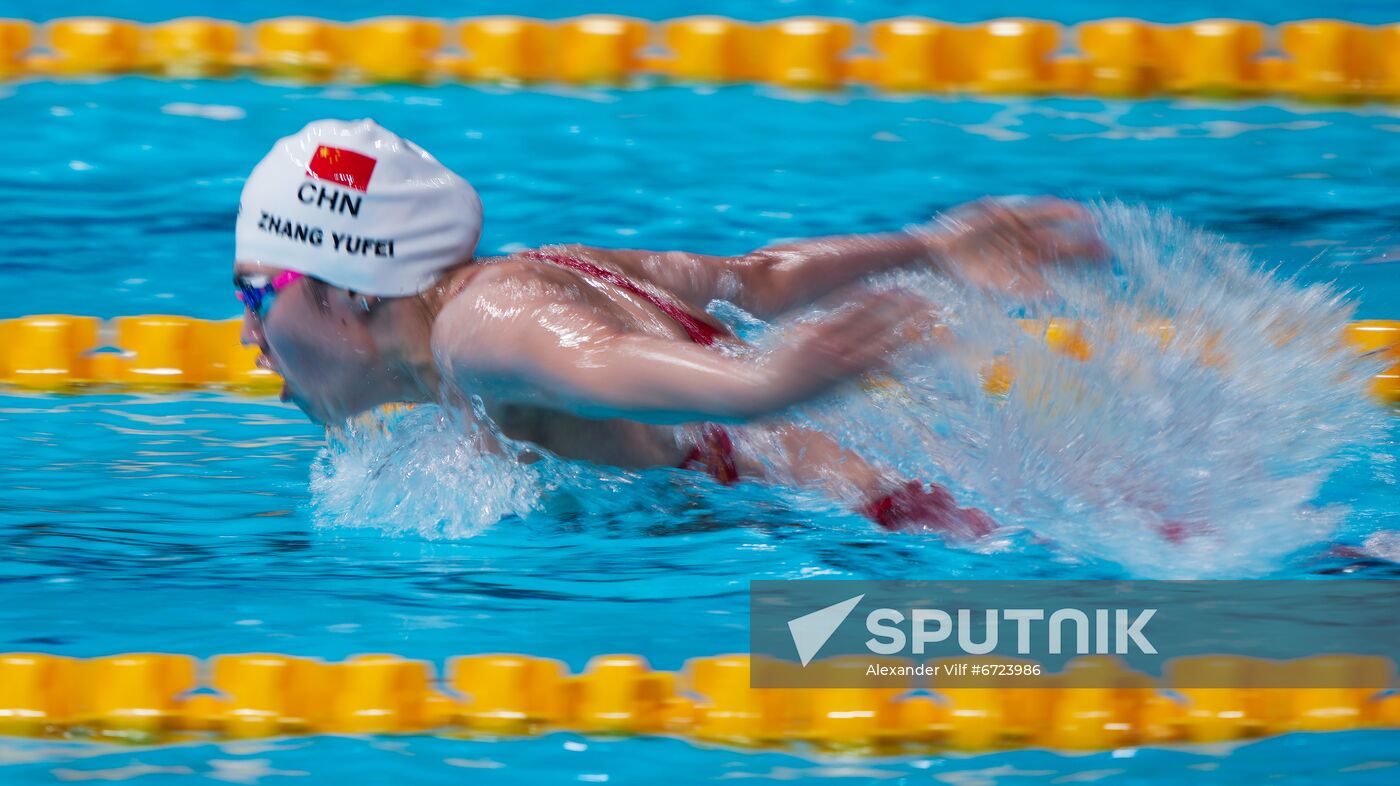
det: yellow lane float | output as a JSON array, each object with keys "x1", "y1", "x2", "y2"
[
  {"x1": 1158, "y1": 19, "x2": 1267, "y2": 97},
  {"x1": 0, "y1": 19, "x2": 33, "y2": 78},
  {"x1": 345, "y1": 17, "x2": 445, "y2": 83},
  {"x1": 970, "y1": 18, "x2": 1061, "y2": 95},
  {"x1": 1343, "y1": 320, "x2": 1400, "y2": 401},
  {"x1": 2, "y1": 15, "x2": 1399, "y2": 102},
  {"x1": 1076, "y1": 19, "x2": 1163, "y2": 97},
  {"x1": 865, "y1": 18, "x2": 965, "y2": 93},
  {"x1": 0, "y1": 314, "x2": 275, "y2": 393},
  {"x1": 2, "y1": 314, "x2": 1397, "y2": 404},
  {"x1": 147, "y1": 17, "x2": 241, "y2": 77},
  {"x1": 0, "y1": 651, "x2": 1394, "y2": 751},
  {"x1": 456, "y1": 16, "x2": 553, "y2": 84},
  {"x1": 41, "y1": 17, "x2": 142, "y2": 75},
  {"x1": 1277, "y1": 20, "x2": 1381, "y2": 101},
  {"x1": 251, "y1": 17, "x2": 344, "y2": 81},
  {"x1": 555, "y1": 15, "x2": 647, "y2": 85},
  {"x1": 760, "y1": 17, "x2": 856, "y2": 90},
  {"x1": 662, "y1": 16, "x2": 759, "y2": 83}
]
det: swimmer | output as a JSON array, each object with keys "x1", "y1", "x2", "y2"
[{"x1": 234, "y1": 120, "x2": 1108, "y2": 540}]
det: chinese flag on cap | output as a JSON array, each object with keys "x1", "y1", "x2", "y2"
[{"x1": 307, "y1": 145, "x2": 377, "y2": 192}]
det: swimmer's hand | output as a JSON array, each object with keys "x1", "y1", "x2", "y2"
[
  {"x1": 917, "y1": 197, "x2": 1110, "y2": 299},
  {"x1": 758, "y1": 290, "x2": 931, "y2": 409}
]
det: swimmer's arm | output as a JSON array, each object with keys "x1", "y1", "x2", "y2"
[
  {"x1": 570, "y1": 237, "x2": 931, "y2": 320},
  {"x1": 576, "y1": 198, "x2": 1104, "y2": 318},
  {"x1": 435, "y1": 283, "x2": 925, "y2": 424},
  {"x1": 725, "y1": 198, "x2": 1104, "y2": 315},
  {"x1": 725, "y1": 233, "x2": 938, "y2": 317}
]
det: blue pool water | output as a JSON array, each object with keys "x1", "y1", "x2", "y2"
[
  {"x1": 1, "y1": 731, "x2": 1398, "y2": 785},
  {"x1": 2, "y1": 56, "x2": 1400, "y2": 786}
]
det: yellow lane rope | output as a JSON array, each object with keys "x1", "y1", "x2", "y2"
[
  {"x1": 0, "y1": 16, "x2": 1397, "y2": 101},
  {"x1": 2, "y1": 315, "x2": 1398, "y2": 404},
  {"x1": 1, "y1": 652, "x2": 1397, "y2": 750}
]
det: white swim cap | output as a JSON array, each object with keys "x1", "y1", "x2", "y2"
[{"x1": 235, "y1": 118, "x2": 482, "y2": 296}]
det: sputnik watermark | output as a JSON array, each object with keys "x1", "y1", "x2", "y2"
[
  {"x1": 788, "y1": 594, "x2": 1156, "y2": 667},
  {"x1": 862, "y1": 662, "x2": 1044, "y2": 677},
  {"x1": 751, "y1": 580, "x2": 1400, "y2": 688}
]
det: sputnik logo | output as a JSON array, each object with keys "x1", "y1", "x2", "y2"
[{"x1": 786, "y1": 594, "x2": 863, "y2": 667}]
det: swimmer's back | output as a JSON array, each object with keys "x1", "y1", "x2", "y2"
[{"x1": 442, "y1": 250, "x2": 730, "y2": 349}]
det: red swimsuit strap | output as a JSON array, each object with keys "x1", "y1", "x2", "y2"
[{"x1": 520, "y1": 250, "x2": 728, "y2": 347}]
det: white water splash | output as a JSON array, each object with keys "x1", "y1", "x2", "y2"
[
  {"x1": 310, "y1": 405, "x2": 541, "y2": 538},
  {"x1": 788, "y1": 202, "x2": 1385, "y2": 576},
  {"x1": 309, "y1": 203, "x2": 1385, "y2": 576},
  {"x1": 308, "y1": 402, "x2": 763, "y2": 537}
]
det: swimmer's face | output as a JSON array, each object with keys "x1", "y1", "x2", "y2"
[{"x1": 235, "y1": 261, "x2": 390, "y2": 425}]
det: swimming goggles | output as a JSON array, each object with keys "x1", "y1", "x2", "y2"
[{"x1": 235, "y1": 270, "x2": 305, "y2": 319}]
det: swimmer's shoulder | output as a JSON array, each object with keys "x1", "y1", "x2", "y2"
[
  {"x1": 455, "y1": 251, "x2": 595, "y2": 297},
  {"x1": 430, "y1": 257, "x2": 543, "y2": 342},
  {"x1": 429, "y1": 252, "x2": 611, "y2": 377},
  {"x1": 429, "y1": 265, "x2": 526, "y2": 385}
]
